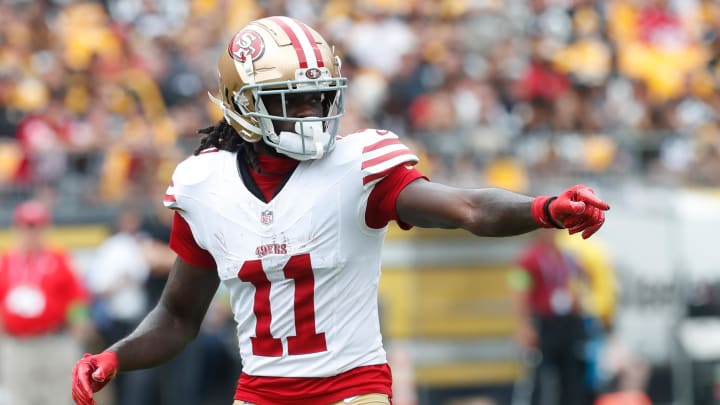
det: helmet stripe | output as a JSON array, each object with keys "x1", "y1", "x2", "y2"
[
  {"x1": 296, "y1": 20, "x2": 324, "y2": 67},
  {"x1": 269, "y1": 16, "x2": 319, "y2": 69},
  {"x1": 268, "y1": 17, "x2": 307, "y2": 67}
]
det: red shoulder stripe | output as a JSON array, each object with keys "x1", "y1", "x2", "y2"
[
  {"x1": 362, "y1": 138, "x2": 400, "y2": 154},
  {"x1": 362, "y1": 167, "x2": 394, "y2": 185},
  {"x1": 361, "y1": 148, "x2": 412, "y2": 170}
]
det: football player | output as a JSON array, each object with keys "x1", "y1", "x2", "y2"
[{"x1": 72, "y1": 16, "x2": 609, "y2": 405}]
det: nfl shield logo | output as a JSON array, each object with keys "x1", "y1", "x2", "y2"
[{"x1": 260, "y1": 210, "x2": 273, "y2": 225}]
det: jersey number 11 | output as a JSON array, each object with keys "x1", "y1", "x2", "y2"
[{"x1": 239, "y1": 253, "x2": 328, "y2": 356}]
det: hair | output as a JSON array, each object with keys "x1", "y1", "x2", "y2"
[
  {"x1": 194, "y1": 119, "x2": 259, "y2": 170},
  {"x1": 194, "y1": 119, "x2": 241, "y2": 154}
]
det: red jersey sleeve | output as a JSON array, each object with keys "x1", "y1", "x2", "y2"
[
  {"x1": 366, "y1": 165, "x2": 427, "y2": 229},
  {"x1": 169, "y1": 212, "x2": 216, "y2": 269}
]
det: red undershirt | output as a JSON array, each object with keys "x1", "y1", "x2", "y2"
[{"x1": 168, "y1": 151, "x2": 425, "y2": 404}]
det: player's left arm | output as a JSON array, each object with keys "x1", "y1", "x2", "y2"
[{"x1": 396, "y1": 180, "x2": 609, "y2": 239}]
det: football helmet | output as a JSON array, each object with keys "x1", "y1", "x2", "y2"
[{"x1": 210, "y1": 16, "x2": 347, "y2": 160}]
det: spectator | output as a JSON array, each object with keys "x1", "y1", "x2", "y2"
[
  {"x1": 0, "y1": 199, "x2": 91, "y2": 405},
  {"x1": 509, "y1": 229, "x2": 594, "y2": 405},
  {"x1": 12, "y1": 93, "x2": 70, "y2": 187},
  {"x1": 86, "y1": 207, "x2": 150, "y2": 405},
  {"x1": 114, "y1": 198, "x2": 235, "y2": 405}
]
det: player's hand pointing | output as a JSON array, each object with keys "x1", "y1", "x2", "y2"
[{"x1": 532, "y1": 184, "x2": 610, "y2": 239}]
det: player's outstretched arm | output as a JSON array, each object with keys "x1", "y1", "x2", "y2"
[
  {"x1": 396, "y1": 180, "x2": 609, "y2": 239},
  {"x1": 72, "y1": 257, "x2": 219, "y2": 405}
]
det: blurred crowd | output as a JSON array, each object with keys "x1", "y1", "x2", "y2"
[{"x1": 1, "y1": 0, "x2": 720, "y2": 220}]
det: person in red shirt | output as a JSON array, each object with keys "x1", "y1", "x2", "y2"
[
  {"x1": 12, "y1": 96, "x2": 72, "y2": 186},
  {"x1": 0, "y1": 199, "x2": 91, "y2": 405},
  {"x1": 72, "y1": 16, "x2": 610, "y2": 405},
  {"x1": 510, "y1": 229, "x2": 593, "y2": 405}
]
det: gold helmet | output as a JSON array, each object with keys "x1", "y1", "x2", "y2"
[{"x1": 210, "y1": 16, "x2": 348, "y2": 160}]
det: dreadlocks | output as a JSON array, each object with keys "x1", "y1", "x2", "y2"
[
  {"x1": 194, "y1": 119, "x2": 243, "y2": 154},
  {"x1": 194, "y1": 119, "x2": 260, "y2": 171}
]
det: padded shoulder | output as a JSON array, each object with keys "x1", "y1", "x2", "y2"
[
  {"x1": 173, "y1": 148, "x2": 228, "y2": 186},
  {"x1": 163, "y1": 148, "x2": 231, "y2": 209},
  {"x1": 340, "y1": 129, "x2": 419, "y2": 187},
  {"x1": 339, "y1": 128, "x2": 400, "y2": 146}
]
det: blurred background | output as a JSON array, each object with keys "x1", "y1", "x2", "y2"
[{"x1": 1, "y1": 0, "x2": 720, "y2": 404}]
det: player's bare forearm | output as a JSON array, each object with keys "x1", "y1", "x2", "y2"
[
  {"x1": 108, "y1": 304, "x2": 197, "y2": 370},
  {"x1": 107, "y1": 257, "x2": 219, "y2": 371},
  {"x1": 463, "y1": 188, "x2": 536, "y2": 236},
  {"x1": 396, "y1": 180, "x2": 537, "y2": 237}
]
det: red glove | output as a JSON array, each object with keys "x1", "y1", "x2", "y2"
[
  {"x1": 532, "y1": 184, "x2": 610, "y2": 239},
  {"x1": 71, "y1": 351, "x2": 118, "y2": 405}
]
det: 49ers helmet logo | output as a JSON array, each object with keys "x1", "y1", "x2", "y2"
[
  {"x1": 305, "y1": 68, "x2": 322, "y2": 79},
  {"x1": 228, "y1": 29, "x2": 265, "y2": 62}
]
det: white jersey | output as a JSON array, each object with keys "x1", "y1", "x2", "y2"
[{"x1": 164, "y1": 129, "x2": 418, "y2": 378}]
